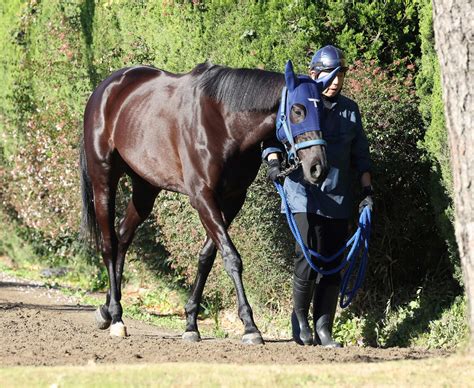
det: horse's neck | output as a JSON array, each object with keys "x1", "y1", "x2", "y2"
[{"x1": 234, "y1": 111, "x2": 278, "y2": 150}]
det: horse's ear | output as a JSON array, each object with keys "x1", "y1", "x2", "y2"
[
  {"x1": 285, "y1": 60, "x2": 299, "y2": 91},
  {"x1": 316, "y1": 66, "x2": 341, "y2": 90}
]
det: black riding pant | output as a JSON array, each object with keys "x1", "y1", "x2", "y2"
[{"x1": 293, "y1": 213, "x2": 348, "y2": 285}]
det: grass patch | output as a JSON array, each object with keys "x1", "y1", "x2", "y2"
[{"x1": 0, "y1": 354, "x2": 473, "y2": 387}]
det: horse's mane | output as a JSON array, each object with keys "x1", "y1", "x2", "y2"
[{"x1": 195, "y1": 62, "x2": 285, "y2": 112}]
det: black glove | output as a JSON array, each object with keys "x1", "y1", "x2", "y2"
[
  {"x1": 358, "y1": 185, "x2": 374, "y2": 213},
  {"x1": 266, "y1": 159, "x2": 281, "y2": 182}
]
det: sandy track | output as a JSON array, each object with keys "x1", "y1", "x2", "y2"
[{"x1": 0, "y1": 273, "x2": 449, "y2": 367}]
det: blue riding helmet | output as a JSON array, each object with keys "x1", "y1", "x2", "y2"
[{"x1": 310, "y1": 45, "x2": 348, "y2": 73}]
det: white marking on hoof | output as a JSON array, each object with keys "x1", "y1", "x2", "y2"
[
  {"x1": 109, "y1": 322, "x2": 127, "y2": 337},
  {"x1": 182, "y1": 331, "x2": 201, "y2": 342},
  {"x1": 95, "y1": 307, "x2": 111, "y2": 330},
  {"x1": 242, "y1": 332, "x2": 264, "y2": 345}
]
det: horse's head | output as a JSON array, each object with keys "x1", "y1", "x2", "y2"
[{"x1": 277, "y1": 60, "x2": 340, "y2": 185}]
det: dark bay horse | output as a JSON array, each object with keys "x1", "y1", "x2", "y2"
[{"x1": 80, "y1": 60, "x2": 337, "y2": 344}]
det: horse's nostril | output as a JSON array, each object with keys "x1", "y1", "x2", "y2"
[{"x1": 310, "y1": 164, "x2": 322, "y2": 180}]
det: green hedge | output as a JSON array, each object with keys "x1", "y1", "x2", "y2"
[{"x1": 0, "y1": 0, "x2": 464, "y2": 347}]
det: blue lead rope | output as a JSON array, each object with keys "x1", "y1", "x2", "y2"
[{"x1": 274, "y1": 181, "x2": 371, "y2": 308}]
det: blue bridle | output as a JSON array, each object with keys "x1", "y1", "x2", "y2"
[
  {"x1": 276, "y1": 86, "x2": 327, "y2": 165},
  {"x1": 276, "y1": 61, "x2": 340, "y2": 166}
]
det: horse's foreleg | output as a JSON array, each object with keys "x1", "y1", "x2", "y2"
[
  {"x1": 225, "y1": 255, "x2": 263, "y2": 345},
  {"x1": 183, "y1": 237, "x2": 216, "y2": 342},
  {"x1": 192, "y1": 190, "x2": 263, "y2": 345}
]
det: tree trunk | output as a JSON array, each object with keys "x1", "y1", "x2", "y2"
[{"x1": 432, "y1": 0, "x2": 474, "y2": 351}]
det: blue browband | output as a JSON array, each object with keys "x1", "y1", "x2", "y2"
[{"x1": 276, "y1": 86, "x2": 327, "y2": 164}]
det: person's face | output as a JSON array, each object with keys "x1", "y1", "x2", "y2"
[{"x1": 310, "y1": 69, "x2": 346, "y2": 98}]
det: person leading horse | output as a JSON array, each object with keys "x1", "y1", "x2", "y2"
[{"x1": 263, "y1": 45, "x2": 373, "y2": 347}]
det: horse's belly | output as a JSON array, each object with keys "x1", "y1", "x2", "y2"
[{"x1": 115, "y1": 131, "x2": 186, "y2": 193}]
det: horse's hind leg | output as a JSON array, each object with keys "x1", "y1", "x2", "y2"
[
  {"x1": 90, "y1": 162, "x2": 125, "y2": 336},
  {"x1": 115, "y1": 176, "x2": 159, "y2": 304},
  {"x1": 96, "y1": 175, "x2": 159, "y2": 336}
]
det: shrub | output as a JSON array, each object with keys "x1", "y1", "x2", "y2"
[{"x1": 0, "y1": 0, "x2": 463, "y2": 348}]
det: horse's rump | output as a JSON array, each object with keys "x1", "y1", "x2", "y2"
[{"x1": 84, "y1": 65, "x2": 192, "y2": 192}]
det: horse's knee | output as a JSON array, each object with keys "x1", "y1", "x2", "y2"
[
  {"x1": 222, "y1": 253, "x2": 243, "y2": 275},
  {"x1": 198, "y1": 253, "x2": 216, "y2": 273},
  {"x1": 100, "y1": 235, "x2": 118, "y2": 257},
  {"x1": 199, "y1": 240, "x2": 216, "y2": 258},
  {"x1": 196, "y1": 239, "x2": 216, "y2": 271},
  {"x1": 184, "y1": 300, "x2": 198, "y2": 316}
]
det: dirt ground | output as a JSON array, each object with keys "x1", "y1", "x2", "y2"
[{"x1": 0, "y1": 272, "x2": 450, "y2": 367}]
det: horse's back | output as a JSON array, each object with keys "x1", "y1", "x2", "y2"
[
  {"x1": 84, "y1": 66, "x2": 162, "y2": 127},
  {"x1": 82, "y1": 61, "x2": 275, "y2": 196}
]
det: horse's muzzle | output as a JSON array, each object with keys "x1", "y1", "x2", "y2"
[{"x1": 298, "y1": 142, "x2": 328, "y2": 185}]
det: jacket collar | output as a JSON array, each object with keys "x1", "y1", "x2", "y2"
[{"x1": 323, "y1": 94, "x2": 339, "y2": 110}]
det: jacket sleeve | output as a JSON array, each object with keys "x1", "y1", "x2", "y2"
[{"x1": 350, "y1": 104, "x2": 371, "y2": 176}]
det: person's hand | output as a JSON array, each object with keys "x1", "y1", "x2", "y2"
[
  {"x1": 359, "y1": 185, "x2": 374, "y2": 213},
  {"x1": 359, "y1": 185, "x2": 374, "y2": 214},
  {"x1": 358, "y1": 195, "x2": 373, "y2": 213},
  {"x1": 266, "y1": 159, "x2": 281, "y2": 182}
]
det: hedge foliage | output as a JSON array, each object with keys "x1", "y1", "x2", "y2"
[{"x1": 0, "y1": 0, "x2": 462, "y2": 346}]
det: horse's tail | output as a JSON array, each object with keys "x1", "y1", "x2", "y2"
[{"x1": 80, "y1": 137, "x2": 101, "y2": 251}]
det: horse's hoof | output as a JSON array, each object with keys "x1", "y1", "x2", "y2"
[
  {"x1": 95, "y1": 307, "x2": 111, "y2": 330},
  {"x1": 110, "y1": 322, "x2": 128, "y2": 337},
  {"x1": 242, "y1": 332, "x2": 264, "y2": 345},
  {"x1": 182, "y1": 331, "x2": 201, "y2": 342}
]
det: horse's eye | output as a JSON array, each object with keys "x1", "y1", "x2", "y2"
[{"x1": 290, "y1": 104, "x2": 306, "y2": 124}]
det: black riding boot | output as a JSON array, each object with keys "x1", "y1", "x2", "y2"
[
  {"x1": 291, "y1": 274, "x2": 315, "y2": 346},
  {"x1": 313, "y1": 281, "x2": 343, "y2": 348}
]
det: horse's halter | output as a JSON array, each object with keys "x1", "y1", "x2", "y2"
[{"x1": 276, "y1": 61, "x2": 340, "y2": 166}]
